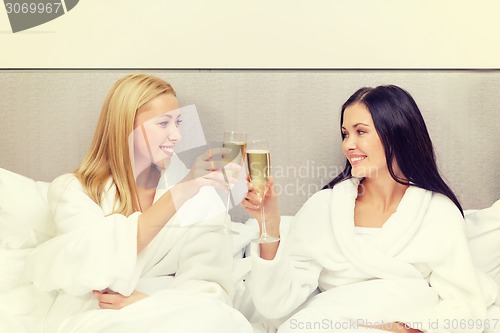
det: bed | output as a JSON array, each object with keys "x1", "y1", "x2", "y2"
[
  {"x1": 1, "y1": 167, "x2": 499, "y2": 332},
  {"x1": 1, "y1": 70, "x2": 499, "y2": 332}
]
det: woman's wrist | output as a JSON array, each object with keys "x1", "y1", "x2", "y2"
[
  {"x1": 259, "y1": 241, "x2": 280, "y2": 260},
  {"x1": 169, "y1": 181, "x2": 197, "y2": 208},
  {"x1": 263, "y1": 217, "x2": 280, "y2": 238}
]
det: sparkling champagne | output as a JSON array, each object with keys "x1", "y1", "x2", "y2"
[
  {"x1": 222, "y1": 141, "x2": 246, "y2": 189},
  {"x1": 247, "y1": 149, "x2": 270, "y2": 195},
  {"x1": 222, "y1": 141, "x2": 246, "y2": 163}
]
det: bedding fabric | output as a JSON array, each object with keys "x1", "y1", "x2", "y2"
[
  {"x1": 0, "y1": 168, "x2": 54, "y2": 249},
  {"x1": 466, "y1": 200, "x2": 500, "y2": 298}
]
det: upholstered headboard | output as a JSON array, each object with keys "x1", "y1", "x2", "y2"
[{"x1": 0, "y1": 70, "x2": 499, "y2": 221}]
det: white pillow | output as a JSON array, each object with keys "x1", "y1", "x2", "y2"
[
  {"x1": 0, "y1": 168, "x2": 54, "y2": 249},
  {"x1": 0, "y1": 168, "x2": 54, "y2": 292},
  {"x1": 465, "y1": 200, "x2": 500, "y2": 288}
]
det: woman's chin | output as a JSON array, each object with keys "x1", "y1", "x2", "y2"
[
  {"x1": 351, "y1": 165, "x2": 379, "y2": 179},
  {"x1": 153, "y1": 157, "x2": 171, "y2": 170},
  {"x1": 350, "y1": 168, "x2": 364, "y2": 178}
]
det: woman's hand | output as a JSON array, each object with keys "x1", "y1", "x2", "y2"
[
  {"x1": 242, "y1": 178, "x2": 280, "y2": 232},
  {"x1": 243, "y1": 177, "x2": 281, "y2": 259},
  {"x1": 242, "y1": 177, "x2": 281, "y2": 239},
  {"x1": 92, "y1": 290, "x2": 148, "y2": 310},
  {"x1": 173, "y1": 147, "x2": 240, "y2": 202},
  {"x1": 137, "y1": 147, "x2": 241, "y2": 253}
]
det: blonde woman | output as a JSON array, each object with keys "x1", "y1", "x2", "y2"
[{"x1": 26, "y1": 74, "x2": 252, "y2": 333}]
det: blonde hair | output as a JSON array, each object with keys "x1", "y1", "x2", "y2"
[{"x1": 74, "y1": 73, "x2": 176, "y2": 215}]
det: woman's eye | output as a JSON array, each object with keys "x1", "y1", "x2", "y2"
[
  {"x1": 158, "y1": 121, "x2": 169, "y2": 127},
  {"x1": 357, "y1": 130, "x2": 365, "y2": 135},
  {"x1": 176, "y1": 119, "x2": 183, "y2": 126}
]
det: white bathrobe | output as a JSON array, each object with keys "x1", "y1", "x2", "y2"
[
  {"x1": 24, "y1": 172, "x2": 252, "y2": 333},
  {"x1": 251, "y1": 178, "x2": 498, "y2": 333}
]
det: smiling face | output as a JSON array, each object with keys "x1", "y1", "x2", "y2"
[
  {"x1": 341, "y1": 102, "x2": 388, "y2": 179},
  {"x1": 133, "y1": 93, "x2": 181, "y2": 170}
]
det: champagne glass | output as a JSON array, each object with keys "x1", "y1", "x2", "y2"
[
  {"x1": 219, "y1": 130, "x2": 247, "y2": 234},
  {"x1": 247, "y1": 140, "x2": 279, "y2": 243}
]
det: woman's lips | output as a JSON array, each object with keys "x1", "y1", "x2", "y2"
[
  {"x1": 349, "y1": 155, "x2": 366, "y2": 166},
  {"x1": 160, "y1": 145, "x2": 174, "y2": 157}
]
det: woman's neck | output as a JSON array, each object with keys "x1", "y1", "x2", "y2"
[
  {"x1": 358, "y1": 173, "x2": 408, "y2": 211},
  {"x1": 135, "y1": 164, "x2": 162, "y2": 190}
]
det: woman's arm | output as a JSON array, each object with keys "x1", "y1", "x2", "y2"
[
  {"x1": 136, "y1": 147, "x2": 237, "y2": 252},
  {"x1": 248, "y1": 190, "x2": 332, "y2": 319},
  {"x1": 27, "y1": 149, "x2": 238, "y2": 297},
  {"x1": 242, "y1": 178, "x2": 281, "y2": 259}
]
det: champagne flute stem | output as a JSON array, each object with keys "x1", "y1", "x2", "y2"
[
  {"x1": 260, "y1": 197, "x2": 268, "y2": 237},
  {"x1": 221, "y1": 167, "x2": 231, "y2": 231},
  {"x1": 225, "y1": 187, "x2": 231, "y2": 229}
]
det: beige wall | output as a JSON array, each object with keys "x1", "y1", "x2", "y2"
[
  {"x1": 0, "y1": 70, "x2": 498, "y2": 221},
  {"x1": 1, "y1": 2, "x2": 499, "y2": 68}
]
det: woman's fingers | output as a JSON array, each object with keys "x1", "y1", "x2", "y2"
[
  {"x1": 93, "y1": 291, "x2": 124, "y2": 309},
  {"x1": 92, "y1": 290, "x2": 147, "y2": 310},
  {"x1": 194, "y1": 171, "x2": 228, "y2": 190},
  {"x1": 205, "y1": 170, "x2": 226, "y2": 182},
  {"x1": 98, "y1": 299, "x2": 121, "y2": 309},
  {"x1": 200, "y1": 148, "x2": 242, "y2": 170},
  {"x1": 203, "y1": 168, "x2": 240, "y2": 186},
  {"x1": 197, "y1": 160, "x2": 226, "y2": 171},
  {"x1": 201, "y1": 160, "x2": 242, "y2": 172},
  {"x1": 243, "y1": 198, "x2": 260, "y2": 210},
  {"x1": 245, "y1": 190, "x2": 261, "y2": 204},
  {"x1": 244, "y1": 180, "x2": 264, "y2": 208},
  {"x1": 265, "y1": 177, "x2": 276, "y2": 197},
  {"x1": 243, "y1": 190, "x2": 261, "y2": 209},
  {"x1": 179, "y1": 148, "x2": 246, "y2": 196},
  {"x1": 201, "y1": 147, "x2": 231, "y2": 161}
]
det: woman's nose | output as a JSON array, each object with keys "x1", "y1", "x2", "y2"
[
  {"x1": 168, "y1": 125, "x2": 182, "y2": 142},
  {"x1": 343, "y1": 136, "x2": 357, "y2": 150}
]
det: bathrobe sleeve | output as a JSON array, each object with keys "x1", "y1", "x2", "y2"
[
  {"x1": 250, "y1": 191, "x2": 330, "y2": 319},
  {"x1": 25, "y1": 174, "x2": 140, "y2": 297},
  {"x1": 401, "y1": 194, "x2": 497, "y2": 333},
  {"x1": 171, "y1": 213, "x2": 234, "y2": 305}
]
